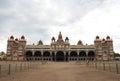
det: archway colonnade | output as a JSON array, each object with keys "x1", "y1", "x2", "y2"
[{"x1": 25, "y1": 50, "x2": 95, "y2": 62}]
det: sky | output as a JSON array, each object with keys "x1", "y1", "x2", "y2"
[{"x1": 0, "y1": 0, "x2": 120, "y2": 53}]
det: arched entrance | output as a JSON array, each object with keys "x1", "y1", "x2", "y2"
[
  {"x1": 70, "y1": 51, "x2": 78, "y2": 61},
  {"x1": 26, "y1": 51, "x2": 33, "y2": 61},
  {"x1": 88, "y1": 51, "x2": 95, "y2": 61},
  {"x1": 34, "y1": 51, "x2": 41, "y2": 60},
  {"x1": 79, "y1": 51, "x2": 86, "y2": 60},
  {"x1": 43, "y1": 51, "x2": 51, "y2": 61},
  {"x1": 79, "y1": 51, "x2": 86, "y2": 57},
  {"x1": 56, "y1": 51, "x2": 64, "y2": 62},
  {"x1": 43, "y1": 51, "x2": 50, "y2": 57},
  {"x1": 34, "y1": 51, "x2": 41, "y2": 57}
]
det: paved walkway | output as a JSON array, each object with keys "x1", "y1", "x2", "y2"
[{"x1": 0, "y1": 62, "x2": 120, "y2": 81}]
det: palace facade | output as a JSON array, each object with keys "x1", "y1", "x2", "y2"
[{"x1": 6, "y1": 32, "x2": 114, "y2": 61}]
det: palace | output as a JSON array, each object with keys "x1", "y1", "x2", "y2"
[{"x1": 6, "y1": 32, "x2": 114, "y2": 61}]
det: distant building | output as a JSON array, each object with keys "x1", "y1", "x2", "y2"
[
  {"x1": 6, "y1": 32, "x2": 114, "y2": 61},
  {"x1": 0, "y1": 52, "x2": 6, "y2": 60}
]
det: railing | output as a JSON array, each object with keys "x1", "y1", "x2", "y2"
[
  {"x1": 0, "y1": 61, "x2": 42, "y2": 77},
  {"x1": 87, "y1": 61, "x2": 120, "y2": 74}
]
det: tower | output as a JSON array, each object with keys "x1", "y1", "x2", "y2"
[
  {"x1": 94, "y1": 35, "x2": 102, "y2": 60},
  {"x1": 105, "y1": 36, "x2": 114, "y2": 60},
  {"x1": 57, "y1": 32, "x2": 64, "y2": 44},
  {"x1": 94, "y1": 35, "x2": 114, "y2": 61},
  {"x1": 6, "y1": 35, "x2": 26, "y2": 61}
]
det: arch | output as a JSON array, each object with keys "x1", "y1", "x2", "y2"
[
  {"x1": 43, "y1": 51, "x2": 50, "y2": 57},
  {"x1": 79, "y1": 51, "x2": 86, "y2": 57},
  {"x1": 34, "y1": 51, "x2": 41, "y2": 57},
  {"x1": 26, "y1": 51, "x2": 33, "y2": 57},
  {"x1": 88, "y1": 51, "x2": 95, "y2": 57},
  {"x1": 56, "y1": 51, "x2": 64, "y2": 61},
  {"x1": 70, "y1": 51, "x2": 77, "y2": 57}
]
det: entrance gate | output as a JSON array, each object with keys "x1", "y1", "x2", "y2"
[{"x1": 56, "y1": 51, "x2": 64, "y2": 62}]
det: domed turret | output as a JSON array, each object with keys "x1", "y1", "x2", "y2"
[
  {"x1": 38, "y1": 40, "x2": 43, "y2": 45},
  {"x1": 65, "y1": 37, "x2": 69, "y2": 40},
  {"x1": 57, "y1": 32, "x2": 64, "y2": 44},
  {"x1": 102, "y1": 38, "x2": 105, "y2": 41},
  {"x1": 52, "y1": 37, "x2": 55, "y2": 40},
  {"x1": 10, "y1": 35, "x2": 14, "y2": 40},
  {"x1": 96, "y1": 35, "x2": 99, "y2": 39},
  {"x1": 106, "y1": 36, "x2": 110, "y2": 40},
  {"x1": 15, "y1": 38, "x2": 18, "y2": 41},
  {"x1": 21, "y1": 35, "x2": 25, "y2": 40},
  {"x1": 14, "y1": 38, "x2": 19, "y2": 43},
  {"x1": 77, "y1": 40, "x2": 83, "y2": 45}
]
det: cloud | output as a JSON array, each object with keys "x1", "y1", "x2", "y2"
[{"x1": 0, "y1": 0, "x2": 120, "y2": 53}]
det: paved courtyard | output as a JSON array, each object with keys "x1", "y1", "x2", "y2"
[{"x1": 0, "y1": 62, "x2": 120, "y2": 81}]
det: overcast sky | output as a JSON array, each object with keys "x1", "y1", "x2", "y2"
[{"x1": 0, "y1": 0, "x2": 120, "y2": 53}]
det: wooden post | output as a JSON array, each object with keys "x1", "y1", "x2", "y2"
[
  {"x1": 103, "y1": 63, "x2": 105, "y2": 71},
  {"x1": 8, "y1": 64, "x2": 11, "y2": 75},
  {"x1": 15, "y1": 64, "x2": 17, "y2": 72},
  {"x1": 95, "y1": 62, "x2": 97, "y2": 69},
  {"x1": 0, "y1": 65, "x2": 1, "y2": 74},
  {"x1": 20, "y1": 63, "x2": 22, "y2": 71},
  {"x1": 116, "y1": 63, "x2": 119, "y2": 74},
  {"x1": 109, "y1": 63, "x2": 111, "y2": 72}
]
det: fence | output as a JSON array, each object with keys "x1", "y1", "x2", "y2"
[
  {"x1": 0, "y1": 61, "x2": 43, "y2": 77},
  {"x1": 87, "y1": 61, "x2": 120, "y2": 74}
]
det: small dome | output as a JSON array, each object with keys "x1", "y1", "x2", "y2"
[
  {"x1": 10, "y1": 35, "x2": 14, "y2": 39},
  {"x1": 102, "y1": 38, "x2": 105, "y2": 41},
  {"x1": 52, "y1": 37, "x2": 55, "y2": 40},
  {"x1": 21, "y1": 35, "x2": 25, "y2": 39},
  {"x1": 15, "y1": 38, "x2": 18, "y2": 41},
  {"x1": 96, "y1": 35, "x2": 99, "y2": 39},
  {"x1": 106, "y1": 36, "x2": 110, "y2": 39},
  {"x1": 77, "y1": 40, "x2": 83, "y2": 45},
  {"x1": 65, "y1": 37, "x2": 69, "y2": 40},
  {"x1": 38, "y1": 40, "x2": 43, "y2": 45}
]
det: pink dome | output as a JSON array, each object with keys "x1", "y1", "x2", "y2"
[
  {"x1": 102, "y1": 38, "x2": 105, "y2": 41},
  {"x1": 21, "y1": 35, "x2": 25, "y2": 39},
  {"x1": 96, "y1": 35, "x2": 99, "y2": 39},
  {"x1": 15, "y1": 38, "x2": 18, "y2": 41},
  {"x1": 106, "y1": 36, "x2": 110, "y2": 39},
  {"x1": 10, "y1": 35, "x2": 14, "y2": 39}
]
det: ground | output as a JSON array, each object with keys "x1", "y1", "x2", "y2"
[{"x1": 0, "y1": 62, "x2": 120, "y2": 81}]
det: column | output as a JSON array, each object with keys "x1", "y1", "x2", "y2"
[
  {"x1": 86, "y1": 50, "x2": 88, "y2": 61},
  {"x1": 77, "y1": 51, "x2": 79, "y2": 61},
  {"x1": 32, "y1": 50, "x2": 35, "y2": 61},
  {"x1": 41, "y1": 51, "x2": 43, "y2": 62},
  {"x1": 68, "y1": 51, "x2": 70, "y2": 62},
  {"x1": 64, "y1": 51, "x2": 66, "y2": 61},
  {"x1": 50, "y1": 51, "x2": 52, "y2": 61},
  {"x1": 55, "y1": 51, "x2": 56, "y2": 62}
]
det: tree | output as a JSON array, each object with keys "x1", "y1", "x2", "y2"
[{"x1": 114, "y1": 53, "x2": 120, "y2": 57}]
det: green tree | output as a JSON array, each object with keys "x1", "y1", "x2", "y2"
[{"x1": 114, "y1": 53, "x2": 120, "y2": 57}]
